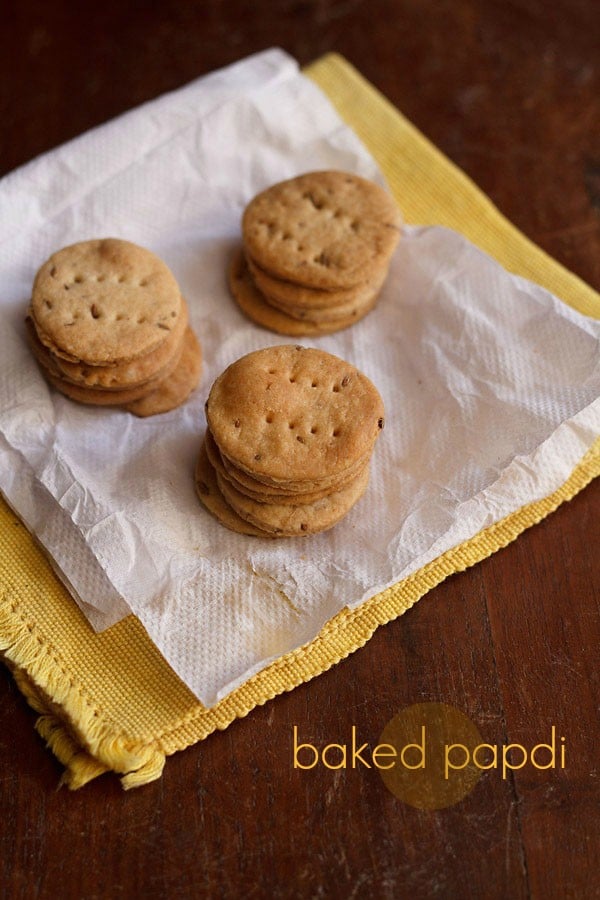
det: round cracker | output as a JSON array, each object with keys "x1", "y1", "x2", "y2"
[
  {"x1": 246, "y1": 253, "x2": 387, "y2": 311},
  {"x1": 27, "y1": 319, "x2": 182, "y2": 405},
  {"x1": 205, "y1": 427, "x2": 368, "y2": 504},
  {"x1": 260, "y1": 286, "x2": 380, "y2": 324},
  {"x1": 228, "y1": 251, "x2": 376, "y2": 336},
  {"x1": 217, "y1": 432, "x2": 373, "y2": 496},
  {"x1": 242, "y1": 171, "x2": 402, "y2": 290},
  {"x1": 40, "y1": 362, "x2": 173, "y2": 406},
  {"x1": 124, "y1": 327, "x2": 202, "y2": 417},
  {"x1": 51, "y1": 298, "x2": 189, "y2": 389},
  {"x1": 206, "y1": 344, "x2": 385, "y2": 486},
  {"x1": 31, "y1": 238, "x2": 182, "y2": 365},
  {"x1": 216, "y1": 463, "x2": 370, "y2": 536}
]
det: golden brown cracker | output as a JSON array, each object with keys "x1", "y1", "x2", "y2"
[
  {"x1": 51, "y1": 298, "x2": 189, "y2": 390},
  {"x1": 205, "y1": 427, "x2": 367, "y2": 504},
  {"x1": 215, "y1": 463, "x2": 370, "y2": 536},
  {"x1": 194, "y1": 440, "x2": 278, "y2": 538},
  {"x1": 246, "y1": 253, "x2": 386, "y2": 311},
  {"x1": 206, "y1": 344, "x2": 385, "y2": 486},
  {"x1": 31, "y1": 238, "x2": 182, "y2": 365},
  {"x1": 228, "y1": 251, "x2": 375, "y2": 336},
  {"x1": 242, "y1": 171, "x2": 401, "y2": 290},
  {"x1": 124, "y1": 327, "x2": 202, "y2": 417}
]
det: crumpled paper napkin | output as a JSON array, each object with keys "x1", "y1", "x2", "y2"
[{"x1": 0, "y1": 49, "x2": 598, "y2": 706}]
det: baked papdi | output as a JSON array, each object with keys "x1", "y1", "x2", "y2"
[
  {"x1": 197, "y1": 344, "x2": 384, "y2": 537},
  {"x1": 28, "y1": 238, "x2": 202, "y2": 416},
  {"x1": 230, "y1": 171, "x2": 401, "y2": 335}
]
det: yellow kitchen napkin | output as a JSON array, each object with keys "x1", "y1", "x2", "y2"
[{"x1": 1, "y1": 54, "x2": 598, "y2": 790}]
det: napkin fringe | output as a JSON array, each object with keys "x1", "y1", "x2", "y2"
[
  {"x1": 2, "y1": 440, "x2": 599, "y2": 788},
  {"x1": 0, "y1": 593, "x2": 165, "y2": 789}
]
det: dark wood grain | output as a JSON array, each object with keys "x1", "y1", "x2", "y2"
[{"x1": 1, "y1": 2, "x2": 599, "y2": 898}]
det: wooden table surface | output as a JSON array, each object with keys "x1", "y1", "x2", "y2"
[{"x1": 1, "y1": 2, "x2": 599, "y2": 898}]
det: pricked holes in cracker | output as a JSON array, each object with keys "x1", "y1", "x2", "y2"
[
  {"x1": 313, "y1": 252, "x2": 330, "y2": 267},
  {"x1": 90, "y1": 304, "x2": 101, "y2": 319},
  {"x1": 332, "y1": 428, "x2": 341, "y2": 438},
  {"x1": 303, "y1": 192, "x2": 323, "y2": 211},
  {"x1": 265, "y1": 413, "x2": 274, "y2": 424}
]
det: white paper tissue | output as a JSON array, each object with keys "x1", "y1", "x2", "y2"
[{"x1": 0, "y1": 49, "x2": 598, "y2": 705}]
